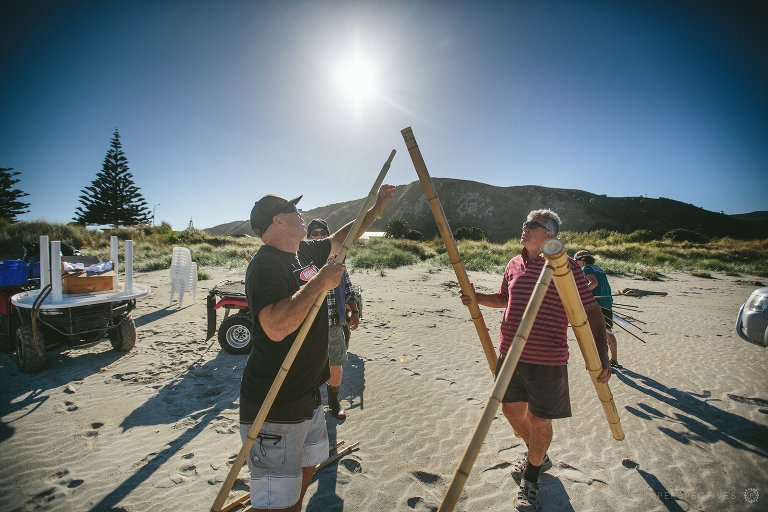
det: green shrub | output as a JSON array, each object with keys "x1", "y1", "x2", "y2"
[
  {"x1": 454, "y1": 226, "x2": 487, "y2": 241},
  {"x1": 405, "y1": 229, "x2": 423, "y2": 241},
  {"x1": 663, "y1": 229, "x2": 710, "y2": 243},
  {"x1": 348, "y1": 244, "x2": 417, "y2": 269},
  {"x1": 385, "y1": 218, "x2": 411, "y2": 239},
  {"x1": 626, "y1": 229, "x2": 657, "y2": 243}
]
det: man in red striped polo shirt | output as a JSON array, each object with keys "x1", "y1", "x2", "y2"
[{"x1": 461, "y1": 209, "x2": 611, "y2": 511}]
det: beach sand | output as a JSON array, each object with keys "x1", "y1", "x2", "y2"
[{"x1": 1, "y1": 263, "x2": 766, "y2": 511}]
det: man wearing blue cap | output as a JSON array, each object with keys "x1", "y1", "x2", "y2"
[{"x1": 240, "y1": 185, "x2": 394, "y2": 512}]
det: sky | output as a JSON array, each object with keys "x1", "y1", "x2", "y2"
[{"x1": 1, "y1": 0, "x2": 766, "y2": 231}]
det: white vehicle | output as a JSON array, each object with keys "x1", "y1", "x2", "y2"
[{"x1": 735, "y1": 287, "x2": 768, "y2": 347}]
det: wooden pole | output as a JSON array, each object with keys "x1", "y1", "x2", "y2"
[
  {"x1": 315, "y1": 441, "x2": 361, "y2": 472},
  {"x1": 211, "y1": 150, "x2": 396, "y2": 512},
  {"x1": 401, "y1": 127, "x2": 498, "y2": 374},
  {"x1": 541, "y1": 238, "x2": 625, "y2": 441},
  {"x1": 437, "y1": 259, "x2": 556, "y2": 512}
]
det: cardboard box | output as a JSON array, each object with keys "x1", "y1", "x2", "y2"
[{"x1": 62, "y1": 271, "x2": 115, "y2": 294}]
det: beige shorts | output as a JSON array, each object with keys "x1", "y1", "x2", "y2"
[{"x1": 328, "y1": 324, "x2": 349, "y2": 366}]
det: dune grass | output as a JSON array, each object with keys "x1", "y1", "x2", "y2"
[{"x1": 2, "y1": 222, "x2": 766, "y2": 280}]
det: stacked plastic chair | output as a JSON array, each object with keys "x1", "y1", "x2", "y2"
[{"x1": 169, "y1": 247, "x2": 197, "y2": 306}]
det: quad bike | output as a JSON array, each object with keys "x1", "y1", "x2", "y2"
[{"x1": 206, "y1": 280, "x2": 253, "y2": 355}]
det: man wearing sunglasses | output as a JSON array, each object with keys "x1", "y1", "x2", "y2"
[
  {"x1": 306, "y1": 218, "x2": 362, "y2": 421},
  {"x1": 460, "y1": 209, "x2": 611, "y2": 511},
  {"x1": 240, "y1": 185, "x2": 395, "y2": 512}
]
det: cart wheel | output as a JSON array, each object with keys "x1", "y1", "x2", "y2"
[
  {"x1": 218, "y1": 314, "x2": 254, "y2": 354},
  {"x1": 109, "y1": 316, "x2": 137, "y2": 351},
  {"x1": 16, "y1": 325, "x2": 46, "y2": 373}
]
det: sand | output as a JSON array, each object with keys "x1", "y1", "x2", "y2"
[{"x1": 1, "y1": 263, "x2": 767, "y2": 511}]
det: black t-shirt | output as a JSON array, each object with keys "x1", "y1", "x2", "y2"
[{"x1": 240, "y1": 239, "x2": 332, "y2": 423}]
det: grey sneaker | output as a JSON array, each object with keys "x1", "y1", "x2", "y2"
[
  {"x1": 515, "y1": 478, "x2": 541, "y2": 511},
  {"x1": 511, "y1": 453, "x2": 553, "y2": 476}
]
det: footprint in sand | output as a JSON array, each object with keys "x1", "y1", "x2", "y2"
[
  {"x1": 112, "y1": 371, "x2": 139, "y2": 382},
  {"x1": 340, "y1": 458, "x2": 363, "y2": 474},
  {"x1": 727, "y1": 394, "x2": 768, "y2": 407},
  {"x1": 406, "y1": 497, "x2": 437, "y2": 511},
  {"x1": 26, "y1": 470, "x2": 84, "y2": 507},
  {"x1": 63, "y1": 401, "x2": 78, "y2": 412},
  {"x1": 85, "y1": 422, "x2": 104, "y2": 438},
  {"x1": 410, "y1": 470, "x2": 442, "y2": 485}
]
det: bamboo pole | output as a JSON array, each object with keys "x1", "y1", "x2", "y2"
[
  {"x1": 401, "y1": 127, "x2": 498, "y2": 374},
  {"x1": 220, "y1": 494, "x2": 250, "y2": 512},
  {"x1": 211, "y1": 150, "x2": 396, "y2": 512},
  {"x1": 437, "y1": 260, "x2": 556, "y2": 512},
  {"x1": 315, "y1": 441, "x2": 361, "y2": 472},
  {"x1": 542, "y1": 239, "x2": 624, "y2": 441}
]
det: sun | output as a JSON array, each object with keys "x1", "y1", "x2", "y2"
[{"x1": 335, "y1": 55, "x2": 377, "y2": 103}]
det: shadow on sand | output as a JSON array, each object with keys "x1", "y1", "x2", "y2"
[
  {"x1": 617, "y1": 367, "x2": 768, "y2": 457},
  {"x1": 307, "y1": 351, "x2": 365, "y2": 512},
  {"x1": 88, "y1": 351, "x2": 244, "y2": 511}
]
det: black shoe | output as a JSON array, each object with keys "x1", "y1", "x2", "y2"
[{"x1": 328, "y1": 404, "x2": 347, "y2": 420}]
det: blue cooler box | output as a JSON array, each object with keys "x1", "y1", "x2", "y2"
[{"x1": 0, "y1": 259, "x2": 30, "y2": 288}]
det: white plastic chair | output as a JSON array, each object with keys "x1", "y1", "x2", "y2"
[{"x1": 169, "y1": 247, "x2": 196, "y2": 306}]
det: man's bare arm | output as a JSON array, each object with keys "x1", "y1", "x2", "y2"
[
  {"x1": 259, "y1": 261, "x2": 346, "y2": 341},
  {"x1": 460, "y1": 283, "x2": 507, "y2": 309}
]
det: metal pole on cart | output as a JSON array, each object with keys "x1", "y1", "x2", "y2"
[
  {"x1": 110, "y1": 236, "x2": 119, "y2": 291},
  {"x1": 39, "y1": 235, "x2": 50, "y2": 290}
]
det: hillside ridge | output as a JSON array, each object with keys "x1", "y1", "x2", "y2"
[{"x1": 206, "y1": 179, "x2": 766, "y2": 241}]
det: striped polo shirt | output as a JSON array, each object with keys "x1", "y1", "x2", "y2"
[{"x1": 498, "y1": 248, "x2": 596, "y2": 365}]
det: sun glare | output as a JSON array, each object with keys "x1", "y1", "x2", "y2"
[{"x1": 335, "y1": 56, "x2": 377, "y2": 103}]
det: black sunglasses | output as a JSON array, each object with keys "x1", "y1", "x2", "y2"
[{"x1": 522, "y1": 220, "x2": 551, "y2": 231}]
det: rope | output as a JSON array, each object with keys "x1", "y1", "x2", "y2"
[
  {"x1": 31, "y1": 284, "x2": 52, "y2": 358},
  {"x1": 29, "y1": 271, "x2": 83, "y2": 357}
]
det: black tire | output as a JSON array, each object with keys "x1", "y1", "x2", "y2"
[
  {"x1": 218, "y1": 314, "x2": 254, "y2": 354},
  {"x1": 15, "y1": 325, "x2": 46, "y2": 373},
  {"x1": 1, "y1": 309, "x2": 19, "y2": 352},
  {"x1": 109, "y1": 316, "x2": 136, "y2": 351}
]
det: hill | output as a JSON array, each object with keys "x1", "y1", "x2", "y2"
[{"x1": 205, "y1": 179, "x2": 767, "y2": 241}]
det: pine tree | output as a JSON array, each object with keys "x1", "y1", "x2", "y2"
[
  {"x1": 0, "y1": 167, "x2": 31, "y2": 223},
  {"x1": 74, "y1": 129, "x2": 151, "y2": 227}
]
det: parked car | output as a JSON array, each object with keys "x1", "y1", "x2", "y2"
[{"x1": 735, "y1": 287, "x2": 768, "y2": 347}]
